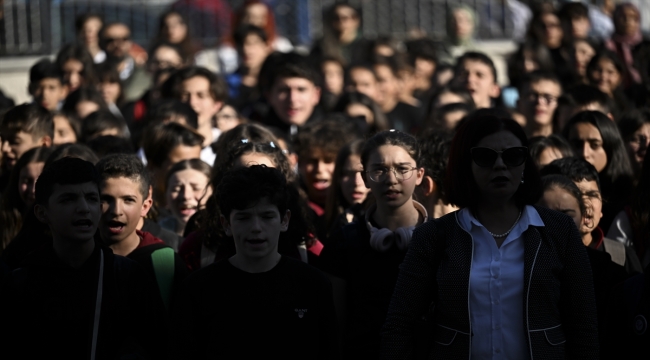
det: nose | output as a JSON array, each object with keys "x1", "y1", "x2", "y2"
[
  {"x1": 1, "y1": 140, "x2": 10, "y2": 154},
  {"x1": 250, "y1": 216, "x2": 262, "y2": 233},
  {"x1": 581, "y1": 143, "x2": 592, "y2": 160},
  {"x1": 354, "y1": 172, "x2": 364, "y2": 186}
]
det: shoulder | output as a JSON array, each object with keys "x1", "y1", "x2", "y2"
[{"x1": 414, "y1": 210, "x2": 461, "y2": 237}]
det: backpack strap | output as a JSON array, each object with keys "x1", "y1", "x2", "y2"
[
  {"x1": 603, "y1": 238, "x2": 627, "y2": 267},
  {"x1": 150, "y1": 247, "x2": 175, "y2": 311}
]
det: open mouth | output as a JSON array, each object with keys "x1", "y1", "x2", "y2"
[
  {"x1": 312, "y1": 179, "x2": 330, "y2": 191},
  {"x1": 384, "y1": 189, "x2": 401, "y2": 199},
  {"x1": 72, "y1": 219, "x2": 94, "y2": 228},
  {"x1": 107, "y1": 220, "x2": 126, "y2": 234},
  {"x1": 179, "y1": 205, "x2": 197, "y2": 216},
  {"x1": 246, "y1": 239, "x2": 267, "y2": 248}
]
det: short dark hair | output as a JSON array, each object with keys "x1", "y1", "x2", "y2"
[
  {"x1": 294, "y1": 116, "x2": 360, "y2": 160},
  {"x1": 455, "y1": 51, "x2": 498, "y2": 84},
  {"x1": 217, "y1": 165, "x2": 290, "y2": 221},
  {"x1": 332, "y1": 91, "x2": 391, "y2": 134},
  {"x1": 405, "y1": 38, "x2": 438, "y2": 63},
  {"x1": 565, "y1": 84, "x2": 614, "y2": 115},
  {"x1": 361, "y1": 130, "x2": 420, "y2": 169},
  {"x1": 86, "y1": 135, "x2": 135, "y2": 158},
  {"x1": 0, "y1": 103, "x2": 54, "y2": 141},
  {"x1": 35, "y1": 157, "x2": 100, "y2": 206},
  {"x1": 371, "y1": 55, "x2": 400, "y2": 77},
  {"x1": 519, "y1": 70, "x2": 562, "y2": 93},
  {"x1": 44, "y1": 143, "x2": 100, "y2": 169},
  {"x1": 540, "y1": 174, "x2": 586, "y2": 218},
  {"x1": 61, "y1": 87, "x2": 109, "y2": 117},
  {"x1": 426, "y1": 102, "x2": 475, "y2": 131},
  {"x1": 142, "y1": 122, "x2": 204, "y2": 168},
  {"x1": 95, "y1": 154, "x2": 151, "y2": 198},
  {"x1": 29, "y1": 58, "x2": 64, "y2": 92},
  {"x1": 55, "y1": 44, "x2": 98, "y2": 87},
  {"x1": 528, "y1": 134, "x2": 574, "y2": 169},
  {"x1": 146, "y1": 100, "x2": 198, "y2": 129},
  {"x1": 445, "y1": 114, "x2": 542, "y2": 209},
  {"x1": 558, "y1": 2, "x2": 589, "y2": 21},
  {"x1": 266, "y1": 53, "x2": 321, "y2": 92},
  {"x1": 162, "y1": 66, "x2": 228, "y2": 102},
  {"x1": 417, "y1": 129, "x2": 453, "y2": 198},
  {"x1": 80, "y1": 110, "x2": 128, "y2": 143},
  {"x1": 233, "y1": 24, "x2": 269, "y2": 48},
  {"x1": 540, "y1": 157, "x2": 601, "y2": 190}
]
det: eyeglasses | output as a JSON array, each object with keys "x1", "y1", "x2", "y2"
[
  {"x1": 526, "y1": 92, "x2": 558, "y2": 105},
  {"x1": 365, "y1": 166, "x2": 418, "y2": 182},
  {"x1": 105, "y1": 36, "x2": 130, "y2": 43},
  {"x1": 471, "y1": 147, "x2": 528, "y2": 167}
]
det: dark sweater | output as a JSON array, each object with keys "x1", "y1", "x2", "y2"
[{"x1": 173, "y1": 256, "x2": 339, "y2": 359}]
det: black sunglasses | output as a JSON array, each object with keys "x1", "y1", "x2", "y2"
[{"x1": 471, "y1": 146, "x2": 528, "y2": 167}]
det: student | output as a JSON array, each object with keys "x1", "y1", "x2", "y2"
[
  {"x1": 320, "y1": 56, "x2": 346, "y2": 111},
  {"x1": 617, "y1": 108, "x2": 650, "y2": 179},
  {"x1": 320, "y1": 130, "x2": 427, "y2": 358},
  {"x1": 294, "y1": 117, "x2": 360, "y2": 240},
  {"x1": 517, "y1": 71, "x2": 563, "y2": 137},
  {"x1": 62, "y1": 87, "x2": 110, "y2": 120},
  {"x1": 528, "y1": 134, "x2": 574, "y2": 169},
  {"x1": 426, "y1": 102, "x2": 474, "y2": 132},
  {"x1": 163, "y1": 66, "x2": 227, "y2": 165},
  {"x1": 55, "y1": 44, "x2": 98, "y2": 92},
  {"x1": 214, "y1": 102, "x2": 243, "y2": 133},
  {"x1": 174, "y1": 165, "x2": 339, "y2": 358},
  {"x1": 51, "y1": 111, "x2": 80, "y2": 145},
  {"x1": 587, "y1": 50, "x2": 634, "y2": 114},
  {"x1": 0, "y1": 157, "x2": 168, "y2": 359},
  {"x1": 453, "y1": 51, "x2": 501, "y2": 109},
  {"x1": 263, "y1": 53, "x2": 322, "y2": 136},
  {"x1": 538, "y1": 174, "x2": 587, "y2": 231},
  {"x1": 96, "y1": 154, "x2": 188, "y2": 312},
  {"x1": 415, "y1": 129, "x2": 458, "y2": 219},
  {"x1": 332, "y1": 91, "x2": 391, "y2": 136},
  {"x1": 347, "y1": 63, "x2": 380, "y2": 103},
  {"x1": 80, "y1": 110, "x2": 129, "y2": 143},
  {"x1": 28, "y1": 58, "x2": 68, "y2": 111},
  {"x1": 558, "y1": 2, "x2": 592, "y2": 41},
  {"x1": 541, "y1": 157, "x2": 642, "y2": 275},
  {"x1": 96, "y1": 61, "x2": 125, "y2": 117},
  {"x1": 0, "y1": 104, "x2": 53, "y2": 175}
]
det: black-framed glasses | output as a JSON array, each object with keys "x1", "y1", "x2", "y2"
[
  {"x1": 365, "y1": 166, "x2": 418, "y2": 182},
  {"x1": 526, "y1": 92, "x2": 558, "y2": 105},
  {"x1": 471, "y1": 147, "x2": 528, "y2": 168}
]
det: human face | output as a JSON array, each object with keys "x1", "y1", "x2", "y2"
[
  {"x1": 332, "y1": 5, "x2": 359, "y2": 35},
  {"x1": 99, "y1": 177, "x2": 150, "y2": 244},
  {"x1": 322, "y1": 61, "x2": 344, "y2": 96},
  {"x1": 62, "y1": 59, "x2": 84, "y2": 92},
  {"x1": 453, "y1": 9, "x2": 474, "y2": 39},
  {"x1": 625, "y1": 123, "x2": 650, "y2": 174},
  {"x1": 340, "y1": 154, "x2": 368, "y2": 206},
  {"x1": 163, "y1": 13, "x2": 187, "y2": 44},
  {"x1": 268, "y1": 77, "x2": 320, "y2": 126},
  {"x1": 568, "y1": 122, "x2": 608, "y2": 173},
  {"x1": 615, "y1": 6, "x2": 640, "y2": 37},
  {"x1": 18, "y1": 161, "x2": 44, "y2": 208},
  {"x1": 222, "y1": 197, "x2": 290, "y2": 261},
  {"x1": 520, "y1": 80, "x2": 561, "y2": 128},
  {"x1": 241, "y1": 34, "x2": 271, "y2": 69},
  {"x1": 443, "y1": 110, "x2": 467, "y2": 130},
  {"x1": 166, "y1": 169, "x2": 212, "y2": 226},
  {"x1": 243, "y1": 3, "x2": 268, "y2": 28},
  {"x1": 181, "y1": 76, "x2": 222, "y2": 126},
  {"x1": 102, "y1": 24, "x2": 132, "y2": 60},
  {"x1": 99, "y1": 80, "x2": 121, "y2": 105},
  {"x1": 458, "y1": 60, "x2": 499, "y2": 109},
  {"x1": 215, "y1": 105, "x2": 240, "y2": 132},
  {"x1": 164, "y1": 145, "x2": 202, "y2": 173},
  {"x1": 348, "y1": 68, "x2": 378, "y2": 101},
  {"x1": 541, "y1": 13, "x2": 563, "y2": 49},
  {"x1": 537, "y1": 146, "x2": 564, "y2": 169},
  {"x1": 35, "y1": 182, "x2": 100, "y2": 243},
  {"x1": 76, "y1": 101, "x2": 100, "y2": 119},
  {"x1": 436, "y1": 91, "x2": 466, "y2": 107},
  {"x1": 571, "y1": 17, "x2": 591, "y2": 39},
  {"x1": 33, "y1": 78, "x2": 67, "y2": 111},
  {"x1": 574, "y1": 40, "x2": 596, "y2": 76},
  {"x1": 364, "y1": 145, "x2": 423, "y2": 210},
  {"x1": 590, "y1": 58, "x2": 621, "y2": 96},
  {"x1": 299, "y1": 150, "x2": 336, "y2": 205},
  {"x1": 575, "y1": 179, "x2": 602, "y2": 234},
  {"x1": 374, "y1": 64, "x2": 400, "y2": 107},
  {"x1": 82, "y1": 17, "x2": 102, "y2": 47},
  {"x1": 53, "y1": 115, "x2": 77, "y2": 145},
  {"x1": 235, "y1": 152, "x2": 276, "y2": 168},
  {"x1": 149, "y1": 45, "x2": 183, "y2": 73},
  {"x1": 471, "y1": 131, "x2": 525, "y2": 203},
  {"x1": 346, "y1": 103, "x2": 374, "y2": 125},
  {"x1": 1, "y1": 131, "x2": 45, "y2": 170},
  {"x1": 539, "y1": 186, "x2": 583, "y2": 229}
]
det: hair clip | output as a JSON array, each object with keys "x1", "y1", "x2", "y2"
[
  {"x1": 269, "y1": 141, "x2": 276, "y2": 148},
  {"x1": 241, "y1": 139, "x2": 249, "y2": 144}
]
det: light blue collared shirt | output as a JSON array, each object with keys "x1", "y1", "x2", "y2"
[{"x1": 458, "y1": 205, "x2": 544, "y2": 360}]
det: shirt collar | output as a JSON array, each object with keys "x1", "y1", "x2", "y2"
[{"x1": 459, "y1": 205, "x2": 545, "y2": 234}]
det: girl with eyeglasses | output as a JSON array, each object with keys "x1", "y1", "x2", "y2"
[
  {"x1": 319, "y1": 130, "x2": 427, "y2": 358},
  {"x1": 381, "y1": 115, "x2": 598, "y2": 359}
]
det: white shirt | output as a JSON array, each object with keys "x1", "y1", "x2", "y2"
[{"x1": 459, "y1": 205, "x2": 544, "y2": 360}]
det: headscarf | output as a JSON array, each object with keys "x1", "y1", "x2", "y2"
[{"x1": 606, "y1": 3, "x2": 643, "y2": 84}]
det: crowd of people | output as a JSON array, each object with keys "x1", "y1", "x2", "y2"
[{"x1": 0, "y1": 0, "x2": 649, "y2": 358}]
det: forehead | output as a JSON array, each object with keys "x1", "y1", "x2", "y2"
[
  {"x1": 100, "y1": 176, "x2": 142, "y2": 192},
  {"x1": 575, "y1": 179, "x2": 599, "y2": 194},
  {"x1": 273, "y1": 77, "x2": 315, "y2": 89},
  {"x1": 105, "y1": 24, "x2": 130, "y2": 36},
  {"x1": 475, "y1": 130, "x2": 523, "y2": 149},
  {"x1": 50, "y1": 181, "x2": 99, "y2": 198},
  {"x1": 462, "y1": 59, "x2": 492, "y2": 74},
  {"x1": 230, "y1": 197, "x2": 280, "y2": 215},
  {"x1": 170, "y1": 168, "x2": 208, "y2": 182},
  {"x1": 182, "y1": 76, "x2": 211, "y2": 91},
  {"x1": 367, "y1": 144, "x2": 416, "y2": 165},
  {"x1": 40, "y1": 78, "x2": 63, "y2": 87},
  {"x1": 544, "y1": 186, "x2": 579, "y2": 205},
  {"x1": 530, "y1": 79, "x2": 561, "y2": 94},
  {"x1": 350, "y1": 68, "x2": 375, "y2": 80},
  {"x1": 571, "y1": 122, "x2": 601, "y2": 139},
  {"x1": 154, "y1": 46, "x2": 182, "y2": 59}
]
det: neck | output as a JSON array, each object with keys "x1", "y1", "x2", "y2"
[
  {"x1": 529, "y1": 123, "x2": 553, "y2": 137},
  {"x1": 473, "y1": 199, "x2": 520, "y2": 233},
  {"x1": 136, "y1": 217, "x2": 144, "y2": 230},
  {"x1": 87, "y1": 44, "x2": 100, "y2": 56},
  {"x1": 197, "y1": 120, "x2": 213, "y2": 147},
  {"x1": 108, "y1": 231, "x2": 140, "y2": 256},
  {"x1": 338, "y1": 30, "x2": 357, "y2": 44},
  {"x1": 475, "y1": 97, "x2": 492, "y2": 109},
  {"x1": 374, "y1": 200, "x2": 421, "y2": 231},
  {"x1": 229, "y1": 252, "x2": 281, "y2": 274},
  {"x1": 52, "y1": 236, "x2": 95, "y2": 269},
  {"x1": 433, "y1": 199, "x2": 458, "y2": 219},
  {"x1": 582, "y1": 231, "x2": 593, "y2": 247}
]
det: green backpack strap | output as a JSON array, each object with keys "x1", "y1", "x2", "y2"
[{"x1": 151, "y1": 247, "x2": 175, "y2": 311}]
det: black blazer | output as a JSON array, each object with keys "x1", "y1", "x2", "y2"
[{"x1": 381, "y1": 206, "x2": 599, "y2": 359}]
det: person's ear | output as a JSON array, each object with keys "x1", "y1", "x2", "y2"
[
  {"x1": 280, "y1": 210, "x2": 291, "y2": 232},
  {"x1": 419, "y1": 175, "x2": 436, "y2": 197},
  {"x1": 40, "y1": 135, "x2": 53, "y2": 147},
  {"x1": 312, "y1": 86, "x2": 322, "y2": 105},
  {"x1": 140, "y1": 189, "x2": 153, "y2": 217},
  {"x1": 220, "y1": 214, "x2": 232, "y2": 236},
  {"x1": 34, "y1": 204, "x2": 48, "y2": 224},
  {"x1": 414, "y1": 167, "x2": 425, "y2": 186}
]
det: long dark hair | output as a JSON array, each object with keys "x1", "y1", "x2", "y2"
[
  {"x1": 55, "y1": 44, "x2": 98, "y2": 89},
  {"x1": 332, "y1": 92, "x2": 390, "y2": 135},
  {"x1": 325, "y1": 139, "x2": 367, "y2": 230}
]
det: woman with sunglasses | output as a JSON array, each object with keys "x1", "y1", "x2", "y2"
[
  {"x1": 381, "y1": 115, "x2": 598, "y2": 359},
  {"x1": 320, "y1": 130, "x2": 427, "y2": 358}
]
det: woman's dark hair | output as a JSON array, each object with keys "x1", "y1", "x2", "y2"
[
  {"x1": 540, "y1": 174, "x2": 586, "y2": 219},
  {"x1": 155, "y1": 9, "x2": 196, "y2": 59},
  {"x1": 142, "y1": 122, "x2": 204, "y2": 169},
  {"x1": 95, "y1": 61, "x2": 125, "y2": 106},
  {"x1": 165, "y1": 158, "x2": 212, "y2": 194},
  {"x1": 333, "y1": 91, "x2": 390, "y2": 134},
  {"x1": 426, "y1": 83, "x2": 475, "y2": 116},
  {"x1": 61, "y1": 87, "x2": 109, "y2": 117},
  {"x1": 44, "y1": 143, "x2": 100, "y2": 169},
  {"x1": 446, "y1": 114, "x2": 543, "y2": 209},
  {"x1": 618, "y1": 108, "x2": 650, "y2": 141},
  {"x1": 211, "y1": 123, "x2": 279, "y2": 170},
  {"x1": 0, "y1": 147, "x2": 53, "y2": 250},
  {"x1": 80, "y1": 110, "x2": 128, "y2": 143},
  {"x1": 361, "y1": 130, "x2": 420, "y2": 170},
  {"x1": 508, "y1": 41, "x2": 555, "y2": 89},
  {"x1": 52, "y1": 111, "x2": 82, "y2": 142},
  {"x1": 562, "y1": 110, "x2": 634, "y2": 183},
  {"x1": 55, "y1": 44, "x2": 98, "y2": 89},
  {"x1": 528, "y1": 134, "x2": 574, "y2": 169},
  {"x1": 325, "y1": 139, "x2": 366, "y2": 230},
  {"x1": 148, "y1": 41, "x2": 188, "y2": 67}
]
